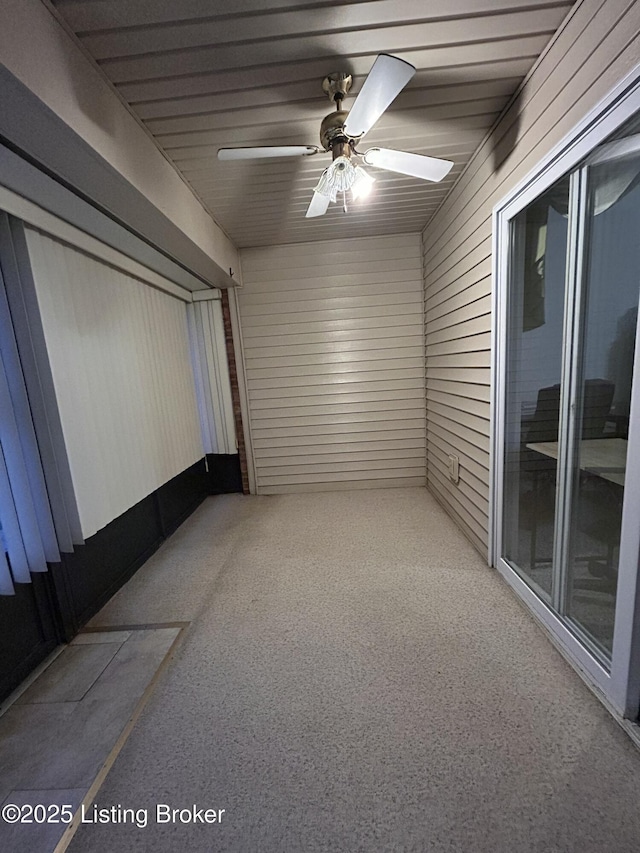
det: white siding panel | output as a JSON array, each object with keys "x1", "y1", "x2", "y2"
[
  {"x1": 235, "y1": 270, "x2": 423, "y2": 295},
  {"x1": 256, "y1": 438, "x2": 425, "y2": 457},
  {"x1": 249, "y1": 369, "x2": 425, "y2": 390},
  {"x1": 239, "y1": 234, "x2": 425, "y2": 493},
  {"x1": 263, "y1": 477, "x2": 426, "y2": 494},
  {"x1": 422, "y1": 0, "x2": 640, "y2": 556},
  {"x1": 251, "y1": 396, "x2": 425, "y2": 417},
  {"x1": 252, "y1": 420, "x2": 426, "y2": 438},
  {"x1": 245, "y1": 335, "x2": 424, "y2": 358},
  {"x1": 426, "y1": 390, "x2": 490, "y2": 421},
  {"x1": 26, "y1": 229, "x2": 203, "y2": 538},
  {"x1": 250, "y1": 378, "x2": 424, "y2": 399},
  {"x1": 257, "y1": 448, "x2": 425, "y2": 466},
  {"x1": 252, "y1": 430, "x2": 426, "y2": 451},
  {"x1": 240, "y1": 258, "x2": 422, "y2": 286},
  {"x1": 427, "y1": 379, "x2": 491, "y2": 403},
  {"x1": 428, "y1": 315, "x2": 492, "y2": 345}
]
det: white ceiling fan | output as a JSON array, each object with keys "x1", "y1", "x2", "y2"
[{"x1": 217, "y1": 54, "x2": 454, "y2": 218}]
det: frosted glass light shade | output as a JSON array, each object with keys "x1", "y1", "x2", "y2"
[
  {"x1": 315, "y1": 156, "x2": 357, "y2": 202},
  {"x1": 351, "y1": 166, "x2": 375, "y2": 200}
]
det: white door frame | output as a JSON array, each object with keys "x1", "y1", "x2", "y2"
[{"x1": 490, "y1": 62, "x2": 640, "y2": 719}]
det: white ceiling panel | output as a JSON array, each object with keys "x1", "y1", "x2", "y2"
[{"x1": 51, "y1": 0, "x2": 575, "y2": 248}]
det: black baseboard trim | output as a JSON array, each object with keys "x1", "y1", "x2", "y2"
[
  {"x1": 157, "y1": 458, "x2": 209, "y2": 537},
  {"x1": 0, "y1": 573, "x2": 60, "y2": 701},
  {"x1": 51, "y1": 458, "x2": 209, "y2": 637},
  {"x1": 1, "y1": 456, "x2": 219, "y2": 703},
  {"x1": 0, "y1": 636, "x2": 59, "y2": 704},
  {"x1": 207, "y1": 453, "x2": 242, "y2": 494}
]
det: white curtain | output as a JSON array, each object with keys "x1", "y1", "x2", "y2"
[{"x1": 188, "y1": 298, "x2": 237, "y2": 455}]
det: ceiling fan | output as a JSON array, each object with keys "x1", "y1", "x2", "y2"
[{"x1": 217, "y1": 54, "x2": 454, "y2": 218}]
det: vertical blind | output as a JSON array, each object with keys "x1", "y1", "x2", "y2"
[
  {"x1": 25, "y1": 228, "x2": 204, "y2": 539},
  {"x1": 0, "y1": 213, "x2": 83, "y2": 594}
]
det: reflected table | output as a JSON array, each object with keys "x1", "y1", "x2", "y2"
[
  {"x1": 525, "y1": 438, "x2": 627, "y2": 568},
  {"x1": 526, "y1": 438, "x2": 627, "y2": 486}
]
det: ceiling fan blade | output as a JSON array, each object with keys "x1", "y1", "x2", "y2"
[
  {"x1": 363, "y1": 148, "x2": 454, "y2": 182},
  {"x1": 218, "y1": 145, "x2": 318, "y2": 160},
  {"x1": 305, "y1": 192, "x2": 331, "y2": 218},
  {"x1": 344, "y1": 54, "x2": 415, "y2": 138}
]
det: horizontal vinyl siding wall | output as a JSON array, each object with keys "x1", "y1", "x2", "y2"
[
  {"x1": 27, "y1": 228, "x2": 204, "y2": 537},
  {"x1": 421, "y1": 0, "x2": 640, "y2": 556},
  {"x1": 239, "y1": 234, "x2": 426, "y2": 494}
]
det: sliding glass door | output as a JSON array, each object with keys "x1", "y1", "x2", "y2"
[
  {"x1": 499, "y1": 133, "x2": 640, "y2": 683},
  {"x1": 563, "y1": 150, "x2": 640, "y2": 659},
  {"x1": 502, "y1": 175, "x2": 570, "y2": 603}
]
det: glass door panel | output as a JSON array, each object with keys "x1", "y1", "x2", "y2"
[
  {"x1": 502, "y1": 176, "x2": 570, "y2": 600},
  {"x1": 563, "y1": 154, "x2": 640, "y2": 658}
]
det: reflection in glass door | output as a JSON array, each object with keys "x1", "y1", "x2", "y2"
[
  {"x1": 500, "y1": 137, "x2": 640, "y2": 670},
  {"x1": 502, "y1": 177, "x2": 570, "y2": 602},
  {"x1": 564, "y1": 151, "x2": 640, "y2": 659}
]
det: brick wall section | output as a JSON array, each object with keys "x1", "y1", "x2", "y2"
[{"x1": 221, "y1": 289, "x2": 250, "y2": 494}]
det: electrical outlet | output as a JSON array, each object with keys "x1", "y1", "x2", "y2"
[{"x1": 447, "y1": 454, "x2": 460, "y2": 483}]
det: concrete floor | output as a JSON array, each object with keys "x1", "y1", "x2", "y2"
[
  {"x1": 0, "y1": 628, "x2": 180, "y2": 853},
  {"x1": 63, "y1": 488, "x2": 640, "y2": 852}
]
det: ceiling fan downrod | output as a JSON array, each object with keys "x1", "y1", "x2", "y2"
[
  {"x1": 321, "y1": 72, "x2": 352, "y2": 105},
  {"x1": 320, "y1": 72, "x2": 358, "y2": 156}
]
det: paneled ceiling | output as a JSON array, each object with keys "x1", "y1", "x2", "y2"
[{"x1": 50, "y1": 0, "x2": 574, "y2": 249}]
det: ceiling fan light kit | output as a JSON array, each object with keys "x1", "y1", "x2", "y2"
[
  {"x1": 351, "y1": 166, "x2": 376, "y2": 200},
  {"x1": 311, "y1": 157, "x2": 375, "y2": 213},
  {"x1": 316, "y1": 156, "x2": 358, "y2": 200},
  {"x1": 217, "y1": 53, "x2": 454, "y2": 220}
]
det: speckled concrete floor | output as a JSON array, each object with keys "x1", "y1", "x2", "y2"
[{"x1": 68, "y1": 488, "x2": 640, "y2": 852}]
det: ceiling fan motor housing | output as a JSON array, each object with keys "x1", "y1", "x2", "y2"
[{"x1": 319, "y1": 110, "x2": 352, "y2": 152}]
